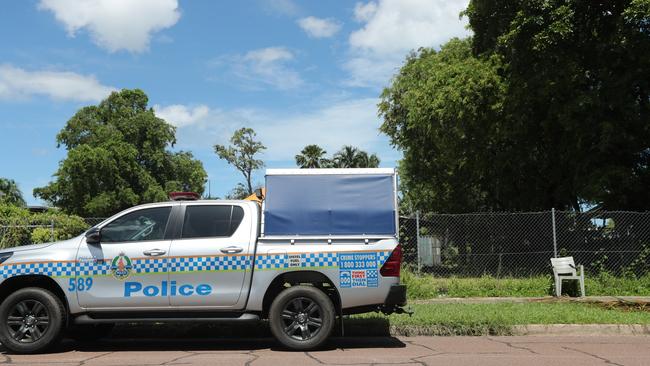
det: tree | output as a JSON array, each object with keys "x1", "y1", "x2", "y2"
[
  {"x1": 331, "y1": 146, "x2": 381, "y2": 168},
  {"x1": 34, "y1": 89, "x2": 207, "y2": 217},
  {"x1": 462, "y1": 0, "x2": 650, "y2": 211},
  {"x1": 381, "y1": 0, "x2": 650, "y2": 212},
  {"x1": 380, "y1": 39, "x2": 506, "y2": 213},
  {"x1": 295, "y1": 144, "x2": 330, "y2": 168},
  {"x1": 225, "y1": 183, "x2": 250, "y2": 200},
  {"x1": 214, "y1": 127, "x2": 266, "y2": 195},
  {"x1": 0, "y1": 178, "x2": 25, "y2": 207}
]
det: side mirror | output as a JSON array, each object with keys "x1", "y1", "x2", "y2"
[{"x1": 85, "y1": 227, "x2": 101, "y2": 244}]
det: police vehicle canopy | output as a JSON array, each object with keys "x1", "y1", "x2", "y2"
[{"x1": 263, "y1": 168, "x2": 397, "y2": 236}]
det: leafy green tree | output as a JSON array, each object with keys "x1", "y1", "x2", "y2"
[
  {"x1": 34, "y1": 89, "x2": 207, "y2": 216},
  {"x1": 0, "y1": 178, "x2": 25, "y2": 207},
  {"x1": 380, "y1": 39, "x2": 505, "y2": 213},
  {"x1": 214, "y1": 127, "x2": 266, "y2": 195},
  {"x1": 382, "y1": 0, "x2": 650, "y2": 212},
  {"x1": 331, "y1": 145, "x2": 381, "y2": 168},
  {"x1": 295, "y1": 144, "x2": 330, "y2": 168},
  {"x1": 463, "y1": 0, "x2": 650, "y2": 211}
]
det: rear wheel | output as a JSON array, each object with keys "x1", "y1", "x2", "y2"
[
  {"x1": 269, "y1": 286, "x2": 335, "y2": 350},
  {"x1": 0, "y1": 288, "x2": 66, "y2": 354}
]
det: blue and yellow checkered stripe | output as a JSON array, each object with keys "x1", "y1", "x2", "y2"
[
  {"x1": 0, "y1": 261, "x2": 76, "y2": 279},
  {"x1": 169, "y1": 256, "x2": 251, "y2": 272},
  {"x1": 0, "y1": 250, "x2": 393, "y2": 278},
  {"x1": 254, "y1": 252, "x2": 339, "y2": 270}
]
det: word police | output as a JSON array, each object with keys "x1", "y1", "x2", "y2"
[{"x1": 124, "y1": 281, "x2": 212, "y2": 297}]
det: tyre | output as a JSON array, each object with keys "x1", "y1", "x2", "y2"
[
  {"x1": 66, "y1": 323, "x2": 114, "y2": 341},
  {"x1": 269, "y1": 286, "x2": 335, "y2": 351},
  {"x1": 0, "y1": 287, "x2": 66, "y2": 354}
]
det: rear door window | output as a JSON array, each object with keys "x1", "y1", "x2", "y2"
[{"x1": 181, "y1": 205, "x2": 245, "y2": 239}]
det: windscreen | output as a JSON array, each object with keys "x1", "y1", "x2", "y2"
[{"x1": 264, "y1": 173, "x2": 396, "y2": 236}]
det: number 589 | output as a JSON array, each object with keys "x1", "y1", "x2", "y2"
[{"x1": 68, "y1": 277, "x2": 93, "y2": 292}]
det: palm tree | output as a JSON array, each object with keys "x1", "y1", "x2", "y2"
[
  {"x1": 0, "y1": 178, "x2": 26, "y2": 206},
  {"x1": 331, "y1": 146, "x2": 381, "y2": 168},
  {"x1": 357, "y1": 151, "x2": 381, "y2": 168},
  {"x1": 332, "y1": 145, "x2": 359, "y2": 168},
  {"x1": 295, "y1": 144, "x2": 329, "y2": 168}
]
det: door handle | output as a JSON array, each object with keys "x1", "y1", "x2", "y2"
[
  {"x1": 143, "y1": 249, "x2": 166, "y2": 256},
  {"x1": 220, "y1": 246, "x2": 243, "y2": 254}
]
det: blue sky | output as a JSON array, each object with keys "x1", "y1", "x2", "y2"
[{"x1": 0, "y1": 0, "x2": 469, "y2": 205}]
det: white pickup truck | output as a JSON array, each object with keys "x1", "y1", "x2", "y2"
[{"x1": 0, "y1": 168, "x2": 406, "y2": 353}]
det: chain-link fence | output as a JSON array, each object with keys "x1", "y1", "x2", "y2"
[
  {"x1": 401, "y1": 210, "x2": 650, "y2": 277},
  {"x1": 0, "y1": 217, "x2": 105, "y2": 248},
  {"x1": 2, "y1": 211, "x2": 650, "y2": 279}
]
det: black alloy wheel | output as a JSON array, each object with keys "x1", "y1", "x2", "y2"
[
  {"x1": 280, "y1": 297, "x2": 323, "y2": 341},
  {"x1": 269, "y1": 285, "x2": 335, "y2": 350},
  {"x1": 6, "y1": 299, "x2": 50, "y2": 343}
]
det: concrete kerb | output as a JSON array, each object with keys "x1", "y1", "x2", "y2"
[
  {"x1": 512, "y1": 324, "x2": 650, "y2": 336},
  {"x1": 412, "y1": 296, "x2": 650, "y2": 305}
]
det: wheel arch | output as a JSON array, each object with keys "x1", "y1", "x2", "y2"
[
  {"x1": 261, "y1": 271, "x2": 341, "y2": 318},
  {"x1": 0, "y1": 275, "x2": 70, "y2": 322}
]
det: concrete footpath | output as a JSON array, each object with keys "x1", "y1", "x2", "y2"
[{"x1": 2, "y1": 335, "x2": 650, "y2": 366}]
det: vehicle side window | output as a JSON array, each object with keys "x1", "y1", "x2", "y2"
[
  {"x1": 101, "y1": 207, "x2": 172, "y2": 243},
  {"x1": 181, "y1": 205, "x2": 245, "y2": 239}
]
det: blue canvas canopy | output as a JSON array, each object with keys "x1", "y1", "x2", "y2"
[{"x1": 263, "y1": 169, "x2": 397, "y2": 236}]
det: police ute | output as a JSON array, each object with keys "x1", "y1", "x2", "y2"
[{"x1": 0, "y1": 168, "x2": 406, "y2": 353}]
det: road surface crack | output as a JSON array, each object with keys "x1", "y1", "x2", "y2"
[
  {"x1": 78, "y1": 351, "x2": 113, "y2": 366},
  {"x1": 487, "y1": 337, "x2": 539, "y2": 354},
  {"x1": 562, "y1": 346, "x2": 624, "y2": 366},
  {"x1": 161, "y1": 351, "x2": 198, "y2": 365},
  {"x1": 244, "y1": 350, "x2": 260, "y2": 366}
]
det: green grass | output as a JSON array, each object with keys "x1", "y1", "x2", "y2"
[
  {"x1": 402, "y1": 269, "x2": 650, "y2": 299},
  {"x1": 349, "y1": 302, "x2": 650, "y2": 336}
]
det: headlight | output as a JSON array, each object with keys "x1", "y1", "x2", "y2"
[{"x1": 0, "y1": 252, "x2": 13, "y2": 264}]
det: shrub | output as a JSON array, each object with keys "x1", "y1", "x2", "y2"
[{"x1": 0, "y1": 204, "x2": 88, "y2": 248}]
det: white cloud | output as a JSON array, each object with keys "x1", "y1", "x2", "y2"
[
  {"x1": 245, "y1": 47, "x2": 294, "y2": 64},
  {"x1": 38, "y1": 0, "x2": 181, "y2": 53},
  {"x1": 346, "y1": 0, "x2": 471, "y2": 87},
  {"x1": 154, "y1": 104, "x2": 210, "y2": 128},
  {"x1": 211, "y1": 47, "x2": 304, "y2": 90},
  {"x1": 297, "y1": 16, "x2": 342, "y2": 38},
  {"x1": 255, "y1": 98, "x2": 388, "y2": 160},
  {"x1": 263, "y1": 0, "x2": 299, "y2": 16},
  {"x1": 0, "y1": 64, "x2": 115, "y2": 102},
  {"x1": 160, "y1": 98, "x2": 396, "y2": 162}
]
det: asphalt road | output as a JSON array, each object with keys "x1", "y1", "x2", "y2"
[{"x1": 1, "y1": 335, "x2": 650, "y2": 366}]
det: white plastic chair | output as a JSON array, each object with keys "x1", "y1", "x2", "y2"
[{"x1": 551, "y1": 256, "x2": 585, "y2": 297}]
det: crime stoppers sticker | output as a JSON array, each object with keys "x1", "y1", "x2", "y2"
[{"x1": 338, "y1": 252, "x2": 379, "y2": 288}]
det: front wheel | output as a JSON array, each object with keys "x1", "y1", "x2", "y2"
[
  {"x1": 0, "y1": 287, "x2": 66, "y2": 354},
  {"x1": 269, "y1": 286, "x2": 335, "y2": 350}
]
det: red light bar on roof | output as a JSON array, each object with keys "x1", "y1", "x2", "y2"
[{"x1": 169, "y1": 192, "x2": 201, "y2": 201}]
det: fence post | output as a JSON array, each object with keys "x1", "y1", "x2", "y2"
[
  {"x1": 551, "y1": 208, "x2": 558, "y2": 258},
  {"x1": 415, "y1": 210, "x2": 421, "y2": 271},
  {"x1": 50, "y1": 219, "x2": 55, "y2": 243}
]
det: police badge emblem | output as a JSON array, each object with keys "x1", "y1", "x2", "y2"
[{"x1": 110, "y1": 252, "x2": 133, "y2": 280}]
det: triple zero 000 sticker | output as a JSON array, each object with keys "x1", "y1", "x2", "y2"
[{"x1": 338, "y1": 252, "x2": 379, "y2": 288}]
